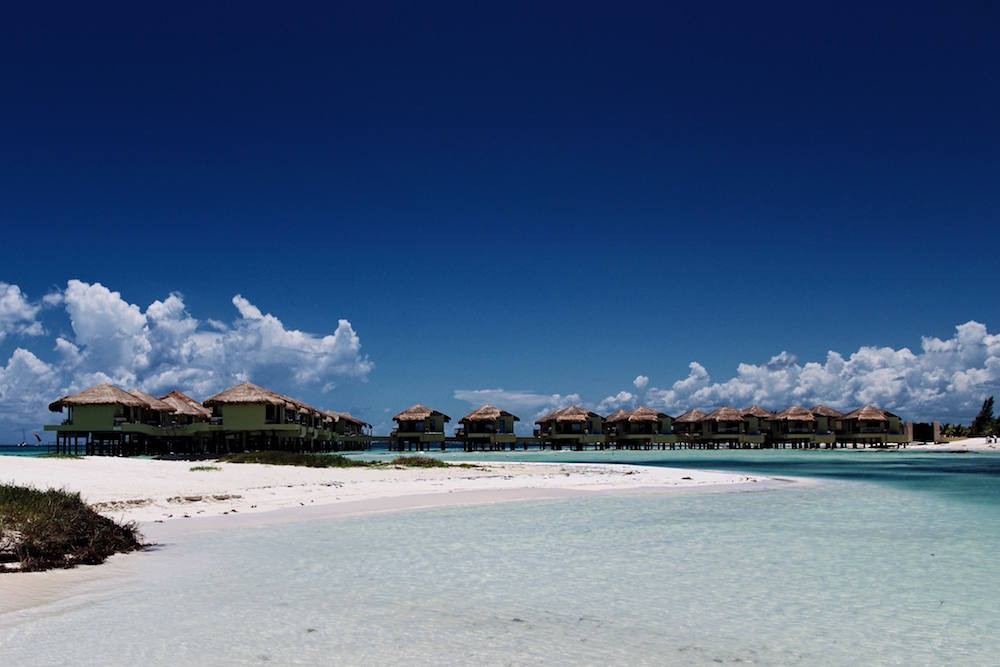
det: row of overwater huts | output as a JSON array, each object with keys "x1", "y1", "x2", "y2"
[{"x1": 44, "y1": 381, "x2": 911, "y2": 456}]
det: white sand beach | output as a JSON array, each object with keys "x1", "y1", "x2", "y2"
[
  {"x1": 0, "y1": 457, "x2": 765, "y2": 531},
  {"x1": 910, "y1": 437, "x2": 1000, "y2": 452}
]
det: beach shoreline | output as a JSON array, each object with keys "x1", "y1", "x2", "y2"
[
  {"x1": 0, "y1": 456, "x2": 785, "y2": 616},
  {"x1": 0, "y1": 456, "x2": 771, "y2": 529}
]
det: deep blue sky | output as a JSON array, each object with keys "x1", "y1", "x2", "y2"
[{"x1": 2, "y1": 2, "x2": 997, "y2": 431}]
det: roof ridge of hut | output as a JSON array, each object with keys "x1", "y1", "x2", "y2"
[
  {"x1": 394, "y1": 404, "x2": 451, "y2": 422},
  {"x1": 159, "y1": 390, "x2": 212, "y2": 418},
  {"x1": 772, "y1": 405, "x2": 815, "y2": 421},
  {"x1": 460, "y1": 404, "x2": 520, "y2": 423},
  {"x1": 674, "y1": 408, "x2": 706, "y2": 423},
  {"x1": 126, "y1": 388, "x2": 176, "y2": 413},
  {"x1": 202, "y1": 381, "x2": 286, "y2": 407},
  {"x1": 49, "y1": 383, "x2": 148, "y2": 412}
]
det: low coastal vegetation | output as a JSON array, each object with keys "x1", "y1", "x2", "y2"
[
  {"x1": 218, "y1": 451, "x2": 462, "y2": 469},
  {"x1": 189, "y1": 465, "x2": 222, "y2": 472},
  {"x1": 219, "y1": 451, "x2": 370, "y2": 467},
  {"x1": 390, "y1": 455, "x2": 450, "y2": 468},
  {"x1": 0, "y1": 485, "x2": 143, "y2": 573}
]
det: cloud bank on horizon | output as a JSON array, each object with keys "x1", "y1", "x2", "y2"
[
  {"x1": 0, "y1": 280, "x2": 373, "y2": 433},
  {"x1": 455, "y1": 321, "x2": 1000, "y2": 429},
  {"x1": 2, "y1": 279, "x2": 998, "y2": 437}
]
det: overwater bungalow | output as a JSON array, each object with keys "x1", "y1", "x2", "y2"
[
  {"x1": 126, "y1": 389, "x2": 177, "y2": 427},
  {"x1": 390, "y1": 404, "x2": 451, "y2": 451},
  {"x1": 810, "y1": 405, "x2": 843, "y2": 436},
  {"x1": 767, "y1": 406, "x2": 835, "y2": 448},
  {"x1": 46, "y1": 383, "x2": 160, "y2": 455},
  {"x1": 159, "y1": 390, "x2": 212, "y2": 425},
  {"x1": 832, "y1": 405, "x2": 909, "y2": 447},
  {"x1": 202, "y1": 381, "x2": 306, "y2": 452},
  {"x1": 330, "y1": 411, "x2": 373, "y2": 450},
  {"x1": 603, "y1": 407, "x2": 675, "y2": 449},
  {"x1": 457, "y1": 405, "x2": 519, "y2": 451},
  {"x1": 673, "y1": 409, "x2": 706, "y2": 443},
  {"x1": 699, "y1": 406, "x2": 766, "y2": 448},
  {"x1": 535, "y1": 406, "x2": 604, "y2": 450}
]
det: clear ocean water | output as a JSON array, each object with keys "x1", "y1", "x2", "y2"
[{"x1": 3, "y1": 450, "x2": 1000, "y2": 665}]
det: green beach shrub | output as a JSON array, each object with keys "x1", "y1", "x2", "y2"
[
  {"x1": 389, "y1": 456, "x2": 450, "y2": 468},
  {"x1": 0, "y1": 485, "x2": 143, "y2": 572},
  {"x1": 218, "y1": 451, "x2": 370, "y2": 468}
]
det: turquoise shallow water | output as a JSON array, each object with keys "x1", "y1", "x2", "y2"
[{"x1": 2, "y1": 451, "x2": 1000, "y2": 665}]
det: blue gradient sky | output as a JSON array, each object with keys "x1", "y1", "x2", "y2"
[{"x1": 1, "y1": 2, "x2": 997, "y2": 436}]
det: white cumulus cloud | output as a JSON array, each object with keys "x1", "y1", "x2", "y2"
[
  {"x1": 0, "y1": 282, "x2": 44, "y2": 340},
  {"x1": 633, "y1": 374, "x2": 649, "y2": 391},
  {"x1": 0, "y1": 280, "x2": 374, "y2": 433}
]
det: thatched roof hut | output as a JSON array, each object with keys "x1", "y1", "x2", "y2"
[
  {"x1": 48, "y1": 384, "x2": 147, "y2": 412},
  {"x1": 535, "y1": 405, "x2": 603, "y2": 424},
  {"x1": 460, "y1": 405, "x2": 520, "y2": 424},
  {"x1": 674, "y1": 409, "x2": 706, "y2": 423},
  {"x1": 810, "y1": 405, "x2": 844, "y2": 418},
  {"x1": 393, "y1": 404, "x2": 451, "y2": 422},
  {"x1": 702, "y1": 407, "x2": 744, "y2": 422},
  {"x1": 203, "y1": 381, "x2": 286, "y2": 407},
  {"x1": 839, "y1": 405, "x2": 895, "y2": 421},
  {"x1": 771, "y1": 406, "x2": 816, "y2": 422},
  {"x1": 159, "y1": 390, "x2": 212, "y2": 419},
  {"x1": 534, "y1": 406, "x2": 599, "y2": 424},
  {"x1": 742, "y1": 406, "x2": 772, "y2": 419},
  {"x1": 127, "y1": 389, "x2": 176, "y2": 413},
  {"x1": 605, "y1": 406, "x2": 669, "y2": 423}
]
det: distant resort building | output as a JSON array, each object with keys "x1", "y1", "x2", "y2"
[
  {"x1": 332, "y1": 412, "x2": 373, "y2": 450},
  {"x1": 535, "y1": 406, "x2": 604, "y2": 450},
  {"x1": 389, "y1": 404, "x2": 450, "y2": 451},
  {"x1": 698, "y1": 407, "x2": 767, "y2": 448},
  {"x1": 45, "y1": 381, "x2": 371, "y2": 456},
  {"x1": 604, "y1": 407, "x2": 675, "y2": 449},
  {"x1": 810, "y1": 405, "x2": 843, "y2": 436},
  {"x1": 159, "y1": 390, "x2": 212, "y2": 425},
  {"x1": 44, "y1": 382, "x2": 918, "y2": 455},
  {"x1": 766, "y1": 406, "x2": 835, "y2": 448},
  {"x1": 832, "y1": 405, "x2": 909, "y2": 446},
  {"x1": 673, "y1": 409, "x2": 706, "y2": 442},
  {"x1": 457, "y1": 405, "x2": 519, "y2": 451}
]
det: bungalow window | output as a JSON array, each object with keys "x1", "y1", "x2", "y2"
[{"x1": 415, "y1": 421, "x2": 425, "y2": 432}]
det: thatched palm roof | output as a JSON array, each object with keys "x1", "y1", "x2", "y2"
[
  {"x1": 605, "y1": 406, "x2": 669, "y2": 423},
  {"x1": 460, "y1": 404, "x2": 520, "y2": 424},
  {"x1": 742, "y1": 406, "x2": 772, "y2": 419},
  {"x1": 772, "y1": 406, "x2": 815, "y2": 422},
  {"x1": 159, "y1": 390, "x2": 212, "y2": 418},
  {"x1": 702, "y1": 407, "x2": 745, "y2": 422},
  {"x1": 330, "y1": 411, "x2": 371, "y2": 428},
  {"x1": 604, "y1": 408, "x2": 630, "y2": 423},
  {"x1": 203, "y1": 381, "x2": 286, "y2": 407},
  {"x1": 394, "y1": 404, "x2": 451, "y2": 422},
  {"x1": 49, "y1": 384, "x2": 147, "y2": 412},
  {"x1": 810, "y1": 405, "x2": 844, "y2": 418},
  {"x1": 127, "y1": 389, "x2": 175, "y2": 413},
  {"x1": 535, "y1": 406, "x2": 599, "y2": 424},
  {"x1": 840, "y1": 405, "x2": 896, "y2": 421},
  {"x1": 674, "y1": 409, "x2": 706, "y2": 423}
]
